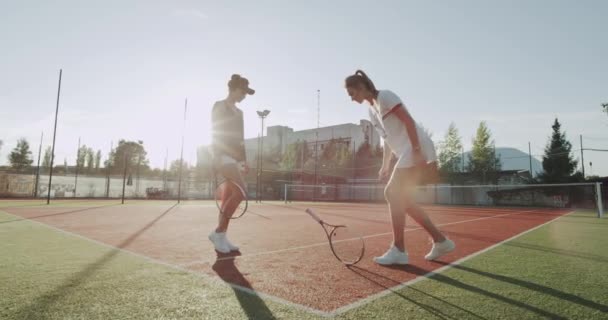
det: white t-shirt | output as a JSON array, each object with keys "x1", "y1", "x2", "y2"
[{"x1": 369, "y1": 90, "x2": 437, "y2": 168}]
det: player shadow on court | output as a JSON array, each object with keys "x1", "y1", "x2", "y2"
[
  {"x1": 443, "y1": 230, "x2": 608, "y2": 264},
  {"x1": 434, "y1": 262, "x2": 608, "y2": 313},
  {"x1": 12, "y1": 203, "x2": 179, "y2": 319},
  {"x1": 349, "y1": 265, "x2": 570, "y2": 319},
  {"x1": 0, "y1": 203, "x2": 123, "y2": 225},
  {"x1": 348, "y1": 265, "x2": 488, "y2": 319},
  {"x1": 212, "y1": 253, "x2": 277, "y2": 320}
]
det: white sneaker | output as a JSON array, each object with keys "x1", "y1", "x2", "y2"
[
  {"x1": 373, "y1": 245, "x2": 409, "y2": 265},
  {"x1": 223, "y1": 236, "x2": 240, "y2": 252},
  {"x1": 425, "y1": 239, "x2": 455, "y2": 261},
  {"x1": 208, "y1": 231, "x2": 230, "y2": 253}
]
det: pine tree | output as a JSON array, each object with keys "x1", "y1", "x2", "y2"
[
  {"x1": 467, "y1": 122, "x2": 502, "y2": 183},
  {"x1": 538, "y1": 118, "x2": 579, "y2": 183},
  {"x1": 438, "y1": 122, "x2": 463, "y2": 182}
]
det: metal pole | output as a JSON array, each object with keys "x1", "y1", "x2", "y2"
[
  {"x1": 74, "y1": 136, "x2": 80, "y2": 197},
  {"x1": 178, "y1": 98, "x2": 187, "y2": 203},
  {"x1": 284, "y1": 183, "x2": 287, "y2": 204},
  {"x1": 121, "y1": 152, "x2": 128, "y2": 204},
  {"x1": 580, "y1": 134, "x2": 585, "y2": 178},
  {"x1": 135, "y1": 152, "x2": 141, "y2": 197},
  {"x1": 461, "y1": 146, "x2": 465, "y2": 172},
  {"x1": 351, "y1": 140, "x2": 356, "y2": 201},
  {"x1": 596, "y1": 182, "x2": 603, "y2": 218},
  {"x1": 528, "y1": 142, "x2": 533, "y2": 178},
  {"x1": 256, "y1": 133, "x2": 261, "y2": 203},
  {"x1": 47, "y1": 69, "x2": 62, "y2": 205},
  {"x1": 259, "y1": 116, "x2": 265, "y2": 202},
  {"x1": 33, "y1": 132, "x2": 43, "y2": 197},
  {"x1": 313, "y1": 135, "x2": 318, "y2": 201},
  {"x1": 163, "y1": 147, "x2": 168, "y2": 191},
  {"x1": 105, "y1": 140, "x2": 112, "y2": 198},
  {"x1": 300, "y1": 140, "x2": 304, "y2": 181},
  {"x1": 492, "y1": 143, "x2": 497, "y2": 184},
  {"x1": 313, "y1": 89, "x2": 320, "y2": 201}
]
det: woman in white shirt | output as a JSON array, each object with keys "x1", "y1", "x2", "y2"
[{"x1": 345, "y1": 70, "x2": 455, "y2": 265}]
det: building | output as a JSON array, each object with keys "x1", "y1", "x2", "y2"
[
  {"x1": 198, "y1": 119, "x2": 381, "y2": 166},
  {"x1": 246, "y1": 119, "x2": 380, "y2": 161}
]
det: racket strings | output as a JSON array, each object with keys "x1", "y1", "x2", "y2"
[
  {"x1": 329, "y1": 226, "x2": 365, "y2": 265},
  {"x1": 216, "y1": 180, "x2": 247, "y2": 219}
]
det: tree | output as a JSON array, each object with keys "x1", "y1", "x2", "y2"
[
  {"x1": 280, "y1": 141, "x2": 311, "y2": 170},
  {"x1": 317, "y1": 138, "x2": 352, "y2": 177},
  {"x1": 9, "y1": 138, "x2": 33, "y2": 171},
  {"x1": 193, "y1": 146, "x2": 214, "y2": 184},
  {"x1": 42, "y1": 146, "x2": 52, "y2": 171},
  {"x1": 437, "y1": 122, "x2": 463, "y2": 182},
  {"x1": 76, "y1": 145, "x2": 87, "y2": 174},
  {"x1": 168, "y1": 159, "x2": 189, "y2": 179},
  {"x1": 602, "y1": 103, "x2": 607, "y2": 117},
  {"x1": 467, "y1": 122, "x2": 502, "y2": 183},
  {"x1": 86, "y1": 148, "x2": 94, "y2": 174},
  {"x1": 335, "y1": 142, "x2": 352, "y2": 168},
  {"x1": 538, "y1": 118, "x2": 579, "y2": 183},
  {"x1": 110, "y1": 140, "x2": 149, "y2": 174},
  {"x1": 104, "y1": 148, "x2": 115, "y2": 172},
  {"x1": 95, "y1": 150, "x2": 102, "y2": 172},
  {"x1": 354, "y1": 141, "x2": 382, "y2": 178}
]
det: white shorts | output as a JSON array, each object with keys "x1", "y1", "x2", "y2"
[
  {"x1": 395, "y1": 134, "x2": 437, "y2": 168},
  {"x1": 217, "y1": 162, "x2": 248, "y2": 196}
]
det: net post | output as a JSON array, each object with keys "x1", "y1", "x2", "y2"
[
  {"x1": 284, "y1": 184, "x2": 288, "y2": 204},
  {"x1": 596, "y1": 182, "x2": 604, "y2": 218}
]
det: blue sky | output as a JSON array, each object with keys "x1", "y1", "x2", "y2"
[{"x1": 1, "y1": 0, "x2": 607, "y2": 176}]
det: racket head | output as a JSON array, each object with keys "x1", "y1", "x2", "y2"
[
  {"x1": 215, "y1": 180, "x2": 248, "y2": 219},
  {"x1": 328, "y1": 225, "x2": 365, "y2": 266}
]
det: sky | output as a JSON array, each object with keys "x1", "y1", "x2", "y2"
[{"x1": 1, "y1": 0, "x2": 607, "y2": 176}]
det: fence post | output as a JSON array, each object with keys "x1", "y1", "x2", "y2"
[{"x1": 596, "y1": 182, "x2": 604, "y2": 218}]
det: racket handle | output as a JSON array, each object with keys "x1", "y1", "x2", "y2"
[{"x1": 305, "y1": 208, "x2": 323, "y2": 224}]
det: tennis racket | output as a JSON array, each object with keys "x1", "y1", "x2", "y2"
[
  {"x1": 214, "y1": 165, "x2": 248, "y2": 219},
  {"x1": 305, "y1": 208, "x2": 365, "y2": 266}
]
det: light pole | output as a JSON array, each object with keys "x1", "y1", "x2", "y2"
[{"x1": 256, "y1": 109, "x2": 270, "y2": 202}]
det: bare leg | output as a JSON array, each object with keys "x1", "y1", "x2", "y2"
[
  {"x1": 215, "y1": 164, "x2": 247, "y2": 233},
  {"x1": 384, "y1": 170, "x2": 408, "y2": 251},
  {"x1": 407, "y1": 205, "x2": 446, "y2": 243},
  {"x1": 385, "y1": 167, "x2": 447, "y2": 250},
  {"x1": 216, "y1": 183, "x2": 243, "y2": 232}
]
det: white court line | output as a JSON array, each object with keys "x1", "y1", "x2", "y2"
[
  {"x1": 0, "y1": 209, "x2": 329, "y2": 318},
  {"x1": 0, "y1": 206, "x2": 572, "y2": 317},
  {"x1": 328, "y1": 210, "x2": 574, "y2": 316},
  {"x1": 181, "y1": 208, "x2": 542, "y2": 268}
]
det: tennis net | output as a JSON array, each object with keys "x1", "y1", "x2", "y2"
[{"x1": 284, "y1": 182, "x2": 604, "y2": 217}]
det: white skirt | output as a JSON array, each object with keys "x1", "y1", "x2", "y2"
[{"x1": 395, "y1": 132, "x2": 437, "y2": 168}]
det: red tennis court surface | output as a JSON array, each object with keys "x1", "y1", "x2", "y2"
[{"x1": 2, "y1": 201, "x2": 570, "y2": 314}]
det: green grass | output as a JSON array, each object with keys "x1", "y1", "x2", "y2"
[
  {"x1": 1, "y1": 209, "x2": 607, "y2": 319},
  {"x1": 0, "y1": 210, "x2": 319, "y2": 320},
  {"x1": 337, "y1": 211, "x2": 608, "y2": 320}
]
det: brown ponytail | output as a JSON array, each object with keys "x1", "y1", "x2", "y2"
[{"x1": 345, "y1": 69, "x2": 378, "y2": 94}]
